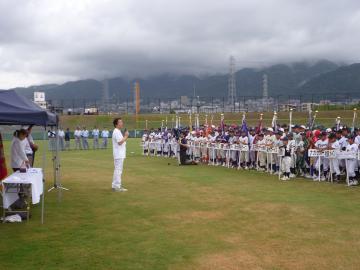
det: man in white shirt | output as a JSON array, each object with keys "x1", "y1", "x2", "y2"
[
  {"x1": 74, "y1": 126, "x2": 82, "y2": 150},
  {"x1": 337, "y1": 129, "x2": 349, "y2": 170},
  {"x1": 355, "y1": 129, "x2": 360, "y2": 170},
  {"x1": 248, "y1": 129, "x2": 256, "y2": 168},
  {"x1": 101, "y1": 128, "x2": 109, "y2": 149},
  {"x1": 355, "y1": 129, "x2": 360, "y2": 145},
  {"x1": 92, "y1": 126, "x2": 100, "y2": 149},
  {"x1": 58, "y1": 128, "x2": 65, "y2": 151},
  {"x1": 345, "y1": 135, "x2": 359, "y2": 185},
  {"x1": 265, "y1": 128, "x2": 279, "y2": 173},
  {"x1": 256, "y1": 133, "x2": 267, "y2": 171},
  {"x1": 314, "y1": 131, "x2": 329, "y2": 181},
  {"x1": 142, "y1": 133, "x2": 149, "y2": 155},
  {"x1": 328, "y1": 133, "x2": 341, "y2": 182},
  {"x1": 81, "y1": 127, "x2": 89, "y2": 150},
  {"x1": 273, "y1": 131, "x2": 283, "y2": 173},
  {"x1": 112, "y1": 118, "x2": 129, "y2": 192},
  {"x1": 238, "y1": 131, "x2": 249, "y2": 169}
]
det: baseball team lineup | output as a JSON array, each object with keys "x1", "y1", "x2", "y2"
[{"x1": 140, "y1": 111, "x2": 360, "y2": 186}]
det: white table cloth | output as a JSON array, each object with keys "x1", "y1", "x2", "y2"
[{"x1": 2, "y1": 168, "x2": 43, "y2": 209}]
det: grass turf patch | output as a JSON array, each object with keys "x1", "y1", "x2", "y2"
[{"x1": 1, "y1": 139, "x2": 360, "y2": 269}]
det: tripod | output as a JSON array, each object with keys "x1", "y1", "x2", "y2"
[{"x1": 48, "y1": 129, "x2": 69, "y2": 200}]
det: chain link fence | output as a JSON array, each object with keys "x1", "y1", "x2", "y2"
[{"x1": 48, "y1": 92, "x2": 360, "y2": 115}]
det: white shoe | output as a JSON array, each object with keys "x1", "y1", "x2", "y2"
[
  {"x1": 244, "y1": 166, "x2": 249, "y2": 170},
  {"x1": 112, "y1": 187, "x2": 127, "y2": 192},
  {"x1": 305, "y1": 174, "x2": 312, "y2": 179},
  {"x1": 320, "y1": 175, "x2": 326, "y2": 181},
  {"x1": 289, "y1": 173, "x2": 296, "y2": 178},
  {"x1": 281, "y1": 176, "x2": 289, "y2": 181},
  {"x1": 349, "y1": 180, "x2": 358, "y2": 186}
]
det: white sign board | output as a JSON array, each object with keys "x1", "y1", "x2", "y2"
[
  {"x1": 308, "y1": 149, "x2": 324, "y2": 157},
  {"x1": 337, "y1": 151, "x2": 357, "y2": 160},
  {"x1": 324, "y1": 150, "x2": 337, "y2": 159},
  {"x1": 267, "y1": 147, "x2": 279, "y2": 154},
  {"x1": 240, "y1": 145, "x2": 249, "y2": 152}
]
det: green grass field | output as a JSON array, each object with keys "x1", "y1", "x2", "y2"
[{"x1": 1, "y1": 139, "x2": 360, "y2": 269}]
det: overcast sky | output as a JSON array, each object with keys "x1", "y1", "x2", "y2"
[{"x1": 1, "y1": 0, "x2": 360, "y2": 89}]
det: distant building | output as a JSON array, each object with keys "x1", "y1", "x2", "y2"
[
  {"x1": 180, "y1": 96, "x2": 189, "y2": 106},
  {"x1": 33, "y1": 91, "x2": 47, "y2": 109},
  {"x1": 279, "y1": 104, "x2": 298, "y2": 112},
  {"x1": 84, "y1": 107, "x2": 99, "y2": 115},
  {"x1": 319, "y1": 100, "x2": 331, "y2": 105},
  {"x1": 301, "y1": 102, "x2": 318, "y2": 112}
]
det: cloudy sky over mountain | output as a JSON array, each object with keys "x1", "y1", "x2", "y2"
[{"x1": 1, "y1": 0, "x2": 360, "y2": 88}]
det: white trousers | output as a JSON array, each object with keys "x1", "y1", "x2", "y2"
[
  {"x1": 329, "y1": 158, "x2": 340, "y2": 175},
  {"x1": 347, "y1": 159, "x2": 357, "y2": 177},
  {"x1": 315, "y1": 157, "x2": 329, "y2": 171},
  {"x1": 281, "y1": 156, "x2": 292, "y2": 173},
  {"x1": 239, "y1": 151, "x2": 249, "y2": 163},
  {"x1": 112, "y1": 158, "x2": 124, "y2": 189}
]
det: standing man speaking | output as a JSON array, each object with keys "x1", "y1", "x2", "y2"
[{"x1": 112, "y1": 117, "x2": 129, "y2": 192}]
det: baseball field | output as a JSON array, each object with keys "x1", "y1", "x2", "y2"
[{"x1": 1, "y1": 136, "x2": 360, "y2": 269}]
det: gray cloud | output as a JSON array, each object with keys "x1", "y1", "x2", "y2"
[{"x1": 0, "y1": 0, "x2": 360, "y2": 88}]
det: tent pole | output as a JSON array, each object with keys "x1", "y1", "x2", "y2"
[
  {"x1": 41, "y1": 126, "x2": 46, "y2": 224},
  {"x1": 56, "y1": 126, "x2": 61, "y2": 202}
]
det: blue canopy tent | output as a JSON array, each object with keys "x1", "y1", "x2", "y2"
[
  {"x1": 0, "y1": 90, "x2": 59, "y2": 224},
  {"x1": 0, "y1": 90, "x2": 58, "y2": 126}
]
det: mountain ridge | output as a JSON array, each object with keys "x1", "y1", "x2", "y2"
[{"x1": 6, "y1": 60, "x2": 359, "y2": 102}]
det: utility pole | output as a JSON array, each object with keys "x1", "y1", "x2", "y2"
[
  {"x1": 228, "y1": 56, "x2": 236, "y2": 106},
  {"x1": 134, "y1": 81, "x2": 140, "y2": 127}
]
